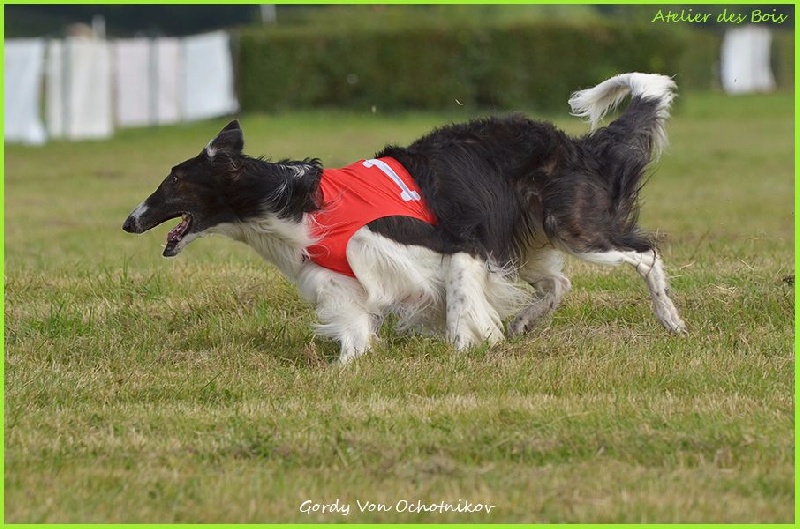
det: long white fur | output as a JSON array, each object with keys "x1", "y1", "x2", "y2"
[
  {"x1": 204, "y1": 215, "x2": 532, "y2": 364},
  {"x1": 340, "y1": 229, "x2": 529, "y2": 362},
  {"x1": 206, "y1": 210, "x2": 686, "y2": 362},
  {"x1": 568, "y1": 72, "x2": 676, "y2": 156},
  {"x1": 208, "y1": 217, "x2": 316, "y2": 279}
]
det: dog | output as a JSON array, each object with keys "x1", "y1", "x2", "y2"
[{"x1": 123, "y1": 72, "x2": 687, "y2": 364}]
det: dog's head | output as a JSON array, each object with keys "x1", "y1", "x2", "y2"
[{"x1": 122, "y1": 120, "x2": 321, "y2": 257}]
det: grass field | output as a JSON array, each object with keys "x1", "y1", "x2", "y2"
[{"x1": 4, "y1": 92, "x2": 794, "y2": 523}]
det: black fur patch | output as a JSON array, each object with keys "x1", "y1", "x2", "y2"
[
  {"x1": 228, "y1": 157, "x2": 323, "y2": 222},
  {"x1": 366, "y1": 216, "x2": 469, "y2": 255},
  {"x1": 374, "y1": 100, "x2": 660, "y2": 263}
]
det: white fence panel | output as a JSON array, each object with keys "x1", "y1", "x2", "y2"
[
  {"x1": 8, "y1": 31, "x2": 238, "y2": 144},
  {"x1": 721, "y1": 27, "x2": 776, "y2": 95},
  {"x1": 114, "y1": 39, "x2": 153, "y2": 127},
  {"x1": 154, "y1": 37, "x2": 183, "y2": 125},
  {"x1": 46, "y1": 38, "x2": 113, "y2": 140},
  {"x1": 182, "y1": 31, "x2": 238, "y2": 121},
  {"x1": 5, "y1": 39, "x2": 47, "y2": 145}
]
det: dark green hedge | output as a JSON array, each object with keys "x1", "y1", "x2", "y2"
[
  {"x1": 772, "y1": 31, "x2": 795, "y2": 90},
  {"x1": 236, "y1": 22, "x2": 790, "y2": 113}
]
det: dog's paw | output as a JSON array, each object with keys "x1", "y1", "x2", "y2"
[
  {"x1": 507, "y1": 314, "x2": 534, "y2": 339},
  {"x1": 336, "y1": 350, "x2": 360, "y2": 366},
  {"x1": 653, "y1": 298, "x2": 687, "y2": 336},
  {"x1": 662, "y1": 316, "x2": 688, "y2": 336},
  {"x1": 336, "y1": 343, "x2": 373, "y2": 366}
]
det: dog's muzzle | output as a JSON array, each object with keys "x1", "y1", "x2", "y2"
[
  {"x1": 122, "y1": 215, "x2": 142, "y2": 234},
  {"x1": 122, "y1": 201, "x2": 150, "y2": 234}
]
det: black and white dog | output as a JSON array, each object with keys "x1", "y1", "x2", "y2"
[{"x1": 123, "y1": 72, "x2": 686, "y2": 364}]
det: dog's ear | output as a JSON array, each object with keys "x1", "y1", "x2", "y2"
[
  {"x1": 287, "y1": 161, "x2": 323, "y2": 214},
  {"x1": 205, "y1": 120, "x2": 244, "y2": 158},
  {"x1": 291, "y1": 163, "x2": 320, "y2": 190}
]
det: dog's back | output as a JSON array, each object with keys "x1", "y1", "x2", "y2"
[
  {"x1": 375, "y1": 73, "x2": 677, "y2": 266},
  {"x1": 377, "y1": 115, "x2": 567, "y2": 265}
]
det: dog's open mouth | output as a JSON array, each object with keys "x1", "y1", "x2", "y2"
[{"x1": 164, "y1": 213, "x2": 193, "y2": 257}]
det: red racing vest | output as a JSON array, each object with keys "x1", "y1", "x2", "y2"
[{"x1": 308, "y1": 157, "x2": 437, "y2": 277}]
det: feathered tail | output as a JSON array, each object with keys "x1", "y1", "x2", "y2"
[{"x1": 568, "y1": 72, "x2": 677, "y2": 158}]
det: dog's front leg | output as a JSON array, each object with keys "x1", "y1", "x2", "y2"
[
  {"x1": 317, "y1": 301, "x2": 375, "y2": 364},
  {"x1": 302, "y1": 268, "x2": 376, "y2": 364},
  {"x1": 445, "y1": 253, "x2": 505, "y2": 350},
  {"x1": 325, "y1": 306, "x2": 374, "y2": 365}
]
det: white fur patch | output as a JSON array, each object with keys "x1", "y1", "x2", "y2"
[
  {"x1": 208, "y1": 215, "x2": 316, "y2": 280},
  {"x1": 445, "y1": 253, "x2": 506, "y2": 349},
  {"x1": 568, "y1": 72, "x2": 676, "y2": 156},
  {"x1": 280, "y1": 164, "x2": 306, "y2": 179},
  {"x1": 204, "y1": 140, "x2": 217, "y2": 158},
  {"x1": 293, "y1": 228, "x2": 532, "y2": 362},
  {"x1": 348, "y1": 228, "x2": 444, "y2": 315},
  {"x1": 298, "y1": 264, "x2": 373, "y2": 364},
  {"x1": 129, "y1": 201, "x2": 149, "y2": 221}
]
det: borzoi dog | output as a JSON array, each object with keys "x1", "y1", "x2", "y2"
[{"x1": 123, "y1": 72, "x2": 686, "y2": 364}]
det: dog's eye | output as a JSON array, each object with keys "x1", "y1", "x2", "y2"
[{"x1": 170, "y1": 175, "x2": 179, "y2": 184}]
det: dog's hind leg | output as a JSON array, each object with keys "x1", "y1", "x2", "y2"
[
  {"x1": 508, "y1": 249, "x2": 572, "y2": 338},
  {"x1": 445, "y1": 253, "x2": 505, "y2": 350},
  {"x1": 573, "y1": 249, "x2": 687, "y2": 335}
]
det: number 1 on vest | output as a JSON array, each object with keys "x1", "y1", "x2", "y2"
[{"x1": 362, "y1": 159, "x2": 421, "y2": 202}]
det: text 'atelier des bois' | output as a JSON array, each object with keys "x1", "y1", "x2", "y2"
[{"x1": 652, "y1": 8, "x2": 789, "y2": 25}]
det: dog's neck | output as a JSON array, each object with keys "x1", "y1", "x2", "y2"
[{"x1": 210, "y1": 216, "x2": 316, "y2": 280}]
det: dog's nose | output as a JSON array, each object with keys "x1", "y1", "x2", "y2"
[{"x1": 122, "y1": 216, "x2": 137, "y2": 233}]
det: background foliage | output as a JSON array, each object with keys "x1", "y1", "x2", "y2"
[
  {"x1": 237, "y1": 18, "x2": 793, "y2": 113},
  {"x1": 6, "y1": 4, "x2": 794, "y2": 112}
]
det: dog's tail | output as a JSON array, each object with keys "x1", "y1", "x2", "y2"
[
  {"x1": 568, "y1": 72, "x2": 676, "y2": 158},
  {"x1": 558, "y1": 73, "x2": 676, "y2": 253}
]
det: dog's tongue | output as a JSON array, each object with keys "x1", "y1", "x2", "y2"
[
  {"x1": 167, "y1": 215, "x2": 190, "y2": 244},
  {"x1": 163, "y1": 214, "x2": 192, "y2": 257}
]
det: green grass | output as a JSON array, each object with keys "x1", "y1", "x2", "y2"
[{"x1": 4, "y1": 92, "x2": 794, "y2": 523}]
